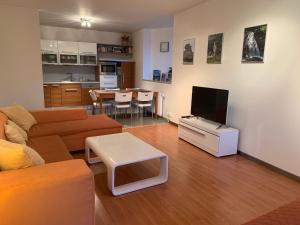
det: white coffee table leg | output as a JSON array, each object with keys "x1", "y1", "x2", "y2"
[
  {"x1": 108, "y1": 155, "x2": 168, "y2": 196},
  {"x1": 107, "y1": 166, "x2": 115, "y2": 193},
  {"x1": 85, "y1": 146, "x2": 102, "y2": 164}
]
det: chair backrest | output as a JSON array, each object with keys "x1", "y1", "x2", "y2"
[
  {"x1": 137, "y1": 92, "x2": 153, "y2": 102},
  {"x1": 105, "y1": 88, "x2": 120, "y2": 91},
  {"x1": 89, "y1": 90, "x2": 98, "y2": 102},
  {"x1": 115, "y1": 92, "x2": 133, "y2": 103}
]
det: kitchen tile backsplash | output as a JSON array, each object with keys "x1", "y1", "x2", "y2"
[{"x1": 42, "y1": 65, "x2": 96, "y2": 82}]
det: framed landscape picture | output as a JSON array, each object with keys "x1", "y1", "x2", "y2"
[
  {"x1": 242, "y1": 24, "x2": 268, "y2": 63},
  {"x1": 207, "y1": 33, "x2": 224, "y2": 64},
  {"x1": 183, "y1": 38, "x2": 195, "y2": 65}
]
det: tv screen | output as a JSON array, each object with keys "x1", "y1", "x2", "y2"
[{"x1": 191, "y1": 86, "x2": 229, "y2": 124}]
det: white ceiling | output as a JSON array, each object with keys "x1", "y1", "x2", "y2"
[{"x1": 0, "y1": 0, "x2": 205, "y2": 33}]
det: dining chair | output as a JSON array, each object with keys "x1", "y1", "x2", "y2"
[
  {"x1": 89, "y1": 90, "x2": 112, "y2": 115},
  {"x1": 113, "y1": 92, "x2": 133, "y2": 119},
  {"x1": 134, "y1": 91, "x2": 154, "y2": 118}
]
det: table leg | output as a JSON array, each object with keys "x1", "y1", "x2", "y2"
[
  {"x1": 154, "y1": 93, "x2": 158, "y2": 119},
  {"x1": 85, "y1": 146, "x2": 102, "y2": 164},
  {"x1": 109, "y1": 155, "x2": 168, "y2": 196},
  {"x1": 99, "y1": 97, "x2": 103, "y2": 114}
]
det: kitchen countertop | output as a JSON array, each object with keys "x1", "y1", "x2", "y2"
[{"x1": 43, "y1": 81, "x2": 99, "y2": 85}]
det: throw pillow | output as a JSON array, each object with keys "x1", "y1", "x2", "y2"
[
  {"x1": 4, "y1": 120, "x2": 28, "y2": 144},
  {"x1": 0, "y1": 140, "x2": 32, "y2": 171},
  {"x1": 0, "y1": 105, "x2": 37, "y2": 131},
  {"x1": 23, "y1": 145, "x2": 45, "y2": 166}
]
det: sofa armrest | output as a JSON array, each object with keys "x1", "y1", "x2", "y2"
[
  {"x1": 30, "y1": 108, "x2": 88, "y2": 124},
  {"x1": 0, "y1": 159, "x2": 95, "y2": 225}
]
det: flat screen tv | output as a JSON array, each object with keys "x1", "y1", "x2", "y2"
[{"x1": 191, "y1": 86, "x2": 229, "y2": 124}]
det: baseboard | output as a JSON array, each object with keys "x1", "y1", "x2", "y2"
[
  {"x1": 168, "y1": 120, "x2": 178, "y2": 127},
  {"x1": 238, "y1": 151, "x2": 300, "y2": 183}
]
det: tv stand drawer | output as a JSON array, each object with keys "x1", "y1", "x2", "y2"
[{"x1": 178, "y1": 125, "x2": 219, "y2": 154}]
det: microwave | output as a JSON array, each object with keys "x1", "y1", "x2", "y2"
[{"x1": 100, "y1": 62, "x2": 117, "y2": 75}]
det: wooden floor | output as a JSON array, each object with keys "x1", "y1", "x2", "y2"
[{"x1": 91, "y1": 124, "x2": 300, "y2": 225}]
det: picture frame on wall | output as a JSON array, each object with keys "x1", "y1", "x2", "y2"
[
  {"x1": 207, "y1": 33, "x2": 224, "y2": 64},
  {"x1": 153, "y1": 70, "x2": 161, "y2": 81},
  {"x1": 183, "y1": 38, "x2": 195, "y2": 65},
  {"x1": 160, "y1": 42, "x2": 169, "y2": 52},
  {"x1": 242, "y1": 24, "x2": 268, "y2": 63}
]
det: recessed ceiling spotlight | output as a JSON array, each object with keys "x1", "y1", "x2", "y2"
[{"x1": 80, "y1": 18, "x2": 91, "y2": 28}]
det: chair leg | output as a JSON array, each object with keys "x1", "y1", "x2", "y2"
[{"x1": 152, "y1": 105, "x2": 154, "y2": 119}]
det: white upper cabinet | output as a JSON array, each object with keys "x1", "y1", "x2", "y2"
[
  {"x1": 78, "y1": 42, "x2": 97, "y2": 55},
  {"x1": 41, "y1": 40, "x2": 58, "y2": 53},
  {"x1": 58, "y1": 41, "x2": 78, "y2": 55}
]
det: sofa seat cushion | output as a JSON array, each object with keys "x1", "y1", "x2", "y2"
[
  {"x1": 28, "y1": 115, "x2": 122, "y2": 138},
  {"x1": 28, "y1": 136, "x2": 73, "y2": 163}
]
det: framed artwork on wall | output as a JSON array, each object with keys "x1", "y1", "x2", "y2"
[
  {"x1": 153, "y1": 70, "x2": 161, "y2": 81},
  {"x1": 183, "y1": 38, "x2": 195, "y2": 65},
  {"x1": 207, "y1": 33, "x2": 224, "y2": 64},
  {"x1": 160, "y1": 42, "x2": 169, "y2": 52},
  {"x1": 242, "y1": 24, "x2": 268, "y2": 63}
]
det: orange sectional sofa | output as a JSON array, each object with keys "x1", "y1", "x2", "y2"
[{"x1": 0, "y1": 108, "x2": 123, "y2": 225}]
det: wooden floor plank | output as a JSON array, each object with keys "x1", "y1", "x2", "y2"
[{"x1": 88, "y1": 124, "x2": 300, "y2": 225}]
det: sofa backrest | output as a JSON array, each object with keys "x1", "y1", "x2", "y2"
[
  {"x1": 30, "y1": 108, "x2": 88, "y2": 124},
  {"x1": 0, "y1": 112, "x2": 8, "y2": 140}
]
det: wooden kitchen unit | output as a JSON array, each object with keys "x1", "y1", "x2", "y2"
[
  {"x1": 43, "y1": 84, "x2": 99, "y2": 107},
  {"x1": 43, "y1": 84, "x2": 62, "y2": 107},
  {"x1": 120, "y1": 62, "x2": 135, "y2": 89},
  {"x1": 61, "y1": 84, "x2": 82, "y2": 106}
]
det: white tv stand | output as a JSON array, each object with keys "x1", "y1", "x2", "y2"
[{"x1": 178, "y1": 117, "x2": 239, "y2": 157}]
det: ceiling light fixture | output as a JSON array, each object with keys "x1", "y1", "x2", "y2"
[{"x1": 80, "y1": 18, "x2": 91, "y2": 28}]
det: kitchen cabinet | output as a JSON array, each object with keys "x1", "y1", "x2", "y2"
[
  {"x1": 43, "y1": 85, "x2": 62, "y2": 107},
  {"x1": 78, "y1": 42, "x2": 97, "y2": 65},
  {"x1": 50, "y1": 85, "x2": 63, "y2": 107},
  {"x1": 121, "y1": 62, "x2": 135, "y2": 89},
  {"x1": 41, "y1": 40, "x2": 58, "y2": 64},
  {"x1": 58, "y1": 41, "x2": 78, "y2": 65},
  {"x1": 61, "y1": 84, "x2": 82, "y2": 106},
  {"x1": 78, "y1": 42, "x2": 97, "y2": 55},
  {"x1": 43, "y1": 85, "x2": 51, "y2": 107}
]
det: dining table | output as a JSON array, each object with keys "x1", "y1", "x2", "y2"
[{"x1": 94, "y1": 89, "x2": 159, "y2": 118}]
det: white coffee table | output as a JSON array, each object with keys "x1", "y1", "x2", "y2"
[{"x1": 85, "y1": 132, "x2": 168, "y2": 196}]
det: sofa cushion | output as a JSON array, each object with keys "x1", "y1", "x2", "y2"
[
  {"x1": 4, "y1": 120, "x2": 28, "y2": 144},
  {"x1": 0, "y1": 105, "x2": 37, "y2": 131},
  {"x1": 28, "y1": 115, "x2": 122, "y2": 138},
  {"x1": 0, "y1": 112, "x2": 8, "y2": 140},
  {"x1": 62, "y1": 127, "x2": 123, "y2": 152},
  {"x1": 0, "y1": 140, "x2": 32, "y2": 171},
  {"x1": 24, "y1": 145, "x2": 45, "y2": 166},
  {"x1": 28, "y1": 136, "x2": 73, "y2": 163}
]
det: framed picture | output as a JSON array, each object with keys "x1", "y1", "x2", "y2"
[
  {"x1": 207, "y1": 33, "x2": 224, "y2": 64},
  {"x1": 153, "y1": 70, "x2": 161, "y2": 81},
  {"x1": 160, "y1": 42, "x2": 169, "y2": 52},
  {"x1": 183, "y1": 38, "x2": 195, "y2": 65},
  {"x1": 242, "y1": 24, "x2": 268, "y2": 63}
]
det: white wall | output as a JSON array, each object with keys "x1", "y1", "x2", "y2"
[
  {"x1": 136, "y1": 0, "x2": 300, "y2": 176},
  {"x1": 150, "y1": 28, "x2": 173, "y2": 77},
  {"x1": 40, "y1": 25, "x2": 129, "y2": 45},
  {"x1": 133, "y1": 28, "x2": 173, "y2": 81},
  {"x1": 0, "y1": 5, "x2": 44, "y2": 109}
]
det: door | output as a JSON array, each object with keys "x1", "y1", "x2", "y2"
[{"x1": 121, "y1": 62, "x2": 135, "y2": 89}]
